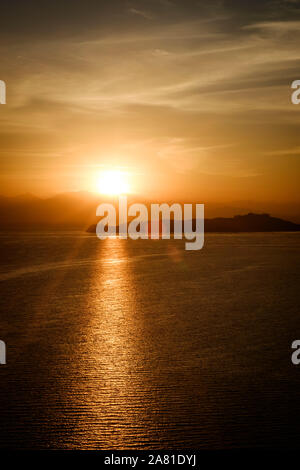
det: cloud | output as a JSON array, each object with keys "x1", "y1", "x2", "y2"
[
  {"x1": 129, "y1": 8, "x2": 154, "y2": 20},
  {"x1": 244, "y1": 20, "x2": 300, "y2": 31},
  {"x1": 1, "y1": 0, "x2": 300, "y2": 200},
  {"x1": 264, "y1": 146, "x2": 300, "y2": 156}
]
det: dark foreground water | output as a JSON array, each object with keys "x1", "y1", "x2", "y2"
[{"x1": 0, "y1": 231, "x2": 299, "y2": 449}]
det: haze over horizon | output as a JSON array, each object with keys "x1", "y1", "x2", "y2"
[
  {"x1": 0, "y1": 189, "x2": 300, "y2": 225},
  {"x1": 1, "y1": 0, "x2": 300, "y2": 208}
]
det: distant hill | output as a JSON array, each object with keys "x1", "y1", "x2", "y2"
[
  {"x1": 204, "y1": 213, "x2": 300, "y2": 232},
  {"x1": 0, "y1": 192, "x2": 98, "y2": 229},
  {"x1": 87, "y1": 213, "x2": 300, "y2": 234},
  {"x1": 0, "y1": 192, "x2": 299, "y2": 231}
]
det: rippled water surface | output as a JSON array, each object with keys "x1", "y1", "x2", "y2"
[{"x1": 0, "y1": 232, "x2": 300, "y2": 449}]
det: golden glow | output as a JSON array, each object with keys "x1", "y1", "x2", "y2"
[
  {"x1": 1, "y1": 4, "x2": 300, "y2": 209},
  {"x1": 96, "y1": 170, "x2": 130, "y2": 196}
]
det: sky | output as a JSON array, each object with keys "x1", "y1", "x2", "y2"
[{"x1": 0, "y1": 0, "x2": 300, "y2": 207}]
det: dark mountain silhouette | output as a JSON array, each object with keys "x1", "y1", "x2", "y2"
[
  {"x1": 204, "y1": 213, "x2": 300, "y2": 232},
  {"x1": 0, "y1": 192, "x2": 98, "y2": 229},
  {"x1": 0, "y1": 192, "x2": 299, "y2": 231},
  {"x1": 87, "y1": 213, "x2": 300, "y2": 234}
]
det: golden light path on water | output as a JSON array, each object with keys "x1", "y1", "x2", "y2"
[
  {"x1": 61, "y1": 236, "x2": 221, "y2": 449},
  {"x1": 71, "y1": 238, "x2": 154, "y2": 449},
  {"x1": 1, "y1": 233, "x2": 300, "y2": 449}
]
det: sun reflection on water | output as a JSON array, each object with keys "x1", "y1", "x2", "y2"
[{"x1": 72, "y1": 238, "x2": 153, "y2": 449}]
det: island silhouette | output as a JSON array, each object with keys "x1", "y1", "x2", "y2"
[
  {"x1": 0, "y1": 193, "x2": 299, "y2": 232},
  {"x1": 87, "y1": 213, "x2": 300, "y2": 234}
]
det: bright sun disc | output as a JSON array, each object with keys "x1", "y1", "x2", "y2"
[{"x1": 96, "y1": 170, "x2": 130, "y2": 195}]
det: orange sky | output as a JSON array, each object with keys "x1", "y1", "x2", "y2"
[{"x1": 0, "y1": 0, "x2": 300, "y2": 206}]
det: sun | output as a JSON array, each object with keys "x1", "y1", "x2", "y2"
[{"x1": 96, "y1": 170, "x2": 130, "y2": 196}]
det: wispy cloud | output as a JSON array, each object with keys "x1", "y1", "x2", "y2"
[
  {"x1": 129, "y1": 8, "x2": 153, "y2": 20},
  {"x1": 1, "y1": 1, "x2": 299, "y2": 200}
]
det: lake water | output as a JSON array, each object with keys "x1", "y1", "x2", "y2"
[{"x1": 0, "y1": 231, "x2": 299, "y2": 449}]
